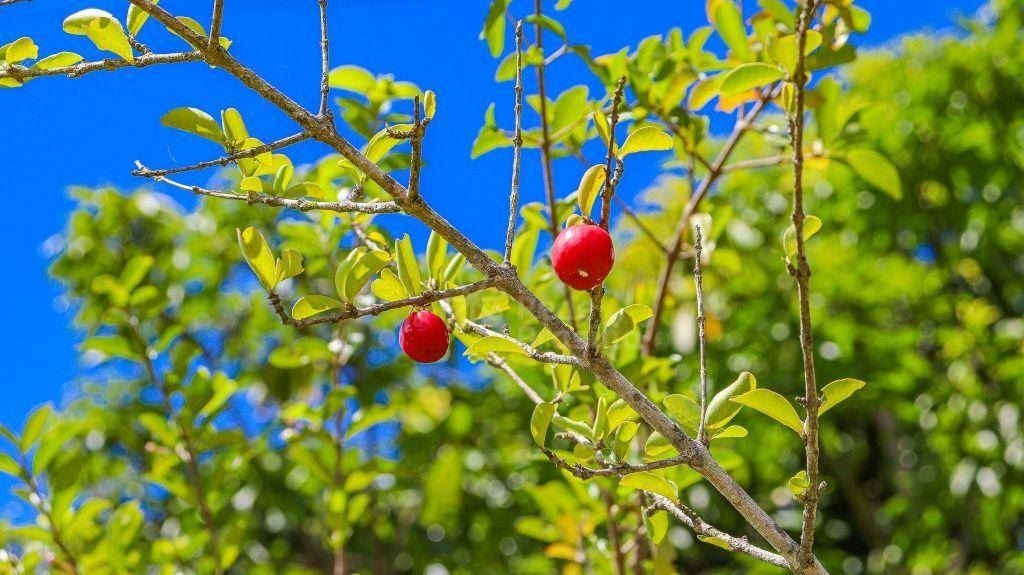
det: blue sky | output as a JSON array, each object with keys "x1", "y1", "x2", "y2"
[{"x1": 0, "y1": 0, "x2": 980, "y2": 434}]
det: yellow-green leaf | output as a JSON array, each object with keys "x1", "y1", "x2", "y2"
[
  {"x1": 63, "y1": 9, "x2": 134, "y2": 63},
  {"x1": 292, "y1": 295, "x2": 343, "y2": 320},
  {"x1": 712, "y1": 0, "x2": 750, "y2": 61},
  {"x1": 730, "y1": 389, "x2": 804, "y2": 435},
  {"x1": 719, "y1": 62, "x2": 783, "y2": 97},
  {"x1": 846, "y1": 148, "x2": 903, "y2": 199},
  {"x1": 789, "y1": 470, "x2": 810, "y2": 497},
  {"x1": 663, "y1": 394, "x2": 700, "y2": 436},
  {"x1": 689, "y1": 75, "x2": 723, "y2": 110},
  {"x1": 463, "y1": 336, "x2": 525, "y2": 359},
  {"x1": 705, "y1": 371, "x2": 757, "y2": 429},
  {"x1": 2, "y1": 37, "x2": 38, "y2": 64},
  {"x1": 621, "y1": 472, "x2": 678, "y2": 501},
  {"x1": 32, "y1": 52, "x2": 84, "y2": 71},
  {"x1": 576, "y1": 164, "x2": 607, "y2": 219},
  {"x1": 618, "y1": 126, "x2": 673, "y2": 159},
  {"x1": 531, "y1": 402, "x2": 556, "y2": 446},
  {"x1": 161, "y1": 107, "x2": 226, "y2": 146},
  {"x1": 782, "y1": 215, "x2": 823, "y2": 258},
  {"x1": 395, "y1": 234, "x2": 422, "y2": 296},
  {"x1": 371, "y1": 268, "x2": 408, "y2": 302},
  {"x1": 603, "y1": 304, "x2": 654, "y2": 347},
  {"x1": 126, "y1": 0, "x2": 159, "y2": 36},
  {"x1": 237, "y1": 227, "x2": 277, "y2": 289},
  {"x1": 341, "y1": 249, "x2": 391, "y2": 302},
  {"x1": 423, "y1": 89, "x2": 437, "y2": 120},
  {"x1": 819, "y1": 378, "x2": 866, "y2": 415},
  {"x1": 328, "y1": 65, "x2": 377, "y2": 95}
]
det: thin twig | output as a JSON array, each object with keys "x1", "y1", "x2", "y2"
[
  {"x1": 0, "y1": 51, "x2": 202, "y2": 83},
  {"x1": 693, "y1": 225, "x2": 709, "y2": 444},
  {"x1": 463, "y1": 319, "x2": 581, "y2": 367},
  {"x1": 317, "y1": 0, "x2": 331, "y2": 117},
  {"x1": 135, "y1": 162, "x2": 400, "y2": 214},
  {"x1": 544, "y1": 450, "x2": 689, "y2": 479},
  {"x1": 791, "y1": 1, "x2": 823, "y2": 569},
  {"x1": 408, "y1": 96, "x2": 424, "y2": 200},
  {"x1": 503, "y1": 21, "x2": 526, "y2": 265},
  {"x1": 269, "y1": 278, "x2": 501, "y2": 329},
  {"x1": 486, "y1": 352, "x2": 544, "y2": 405},
  {"x1": 132, "y1": 132, "x2": 309, "y2": 177},
  {"x1": 532, "y1": 0, "x2": 578, "y2": 330},
  {"x1": 20, "y1": 470, "x2": 80, "y2": 574},
  {"x1": 720, "y1": 155, "x2": 790, "y2": 173},
  {"x1": 208, "y1": 0, "x2": 225, "y2": 51},
  {"x1": 641, "y1": 89, "x2": 775, "y2": 356},
  {"x1": 647, "y1": 495, "x2": 789, "y2": 569}
]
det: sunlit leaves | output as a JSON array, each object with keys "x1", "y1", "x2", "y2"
[
  {"x1": 423, "y1": 89, "x2": 437, "y2": 120},
  {"x1": 395, "y1": 234, "x2": 422, "y2": 296},
  {"x1": 126, "y1": 0, "x2": 159, "y2": 36},
  {"x1": 530, "y1": 403, "x2": 556, "y2": 446},
  {"x1": 621, "y1": 472, "x2": 678, "y2": 500},
  {"x1": 782, "y1": 215, "x2": 823, "y2": 258},
  {"x1": 481, "y1": 0, "x2": 511, "y2": 58},
  {"x1": 705, "y1": 371, "x2": 756, "y2": 429},
  {"x1": 845, "y1": 148, "x2": 903, "y2": 199},
  {"x1": 617, "y1": 126, "x2": 673, "y2": 158},
  {"x1": 819, "y1": 378, "x2": 866, "y2": 415},
  {"x1": 32, "y1": 52, "x2": 84, "y2": 71},
  {"x1": 719, "y1": 62, "x2": 783, "y2": 96},
  {"x1": 789, "y1": 470, "x2": 810, "y2": 498},
  {"x1": 171, "y1": 17, "x2": 232, "y2": 50},
  {"x1": 731, "y1": 389, "x2": 803, "y2": 435},
  {"x1": 602, "y1": 304, "x2": 653, "y2": 347},
  {"x1": 371, "y1": 268, "x2": 408, "y2": 302},
  {"x1": 576, "y1": 165, "x2": 606, "y2": 219},
  {"x1": 1, "y1": 38, "x2": 38, "y2": 64},
  {"x1": 767, "y1": 31, "x2": 823, "y2": 74},
  {"x1": 708, "y1": 0, "x2": 749, "y2": 61},
  {"x1": 63, "y1": 9, "x2": 134, "y2": 63},
  {"x1": 472, "y1": 103, "x2": 511, "y2": 158},
  {"x1": 161, "y1": 107, "x2": 226, "y2": 146},
  {"x1": 464, "y1": 336, "x2": 525, "y2": 359},
  {"x1": 663, "y1": 394, "x2": 700, "y2": 436},
  {"x1": 335, "y1": 248, "x2": 391, "y2": 303},
  {"x1": 292, "y1": 295, "x2": 343, "y2": 320},
  {"x1": 237, "y1": 227, "x2": 276, "y2": 289},
  {"x1": 328, "y1": 65, "x2": 377, "y2": 95}
]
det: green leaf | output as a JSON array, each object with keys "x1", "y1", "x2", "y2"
[
  {"x1": 221, "y1": 108, "x2": 249, "y2": 146},
  {"x1": 275, "y1": 249, "x2": 304, "y2": 284},
  {"x1": 365, "y1": 124, "x2": 413, "y2": 164},
  {"x1": 710, "y1": 425, "x2": 748, "y2": 440},
  {"x1": 618, "y1": 126, "x2": 673, "y2": 159},
  {"x1": 602, "y1": 304, "x2": 654, "y2": 347},
  {"x1": 592, "y1": 110, "x2": 611, "y2": 147},
  {"x1": 532, "y1": 328, "x2": 556, "y2": 349},
  {"x1": 846, "y1": 148, "x2": 903, "y2": 199},
  {"x1": 63, "y1": 9, "x2": 134, "y2": 63},
  {"x1": 576, "y1": 165, "x2": 607, "y2": 219},
  {"x1": 782, "y1": 215, "x2": 823, "y2": 258},
  {"x1": 819, "y1": 378, "x2": 866, "y2": 415},
  {"x1": 0, "y1": 453, "x2": 20, "y2": 478},
  {"x1": 647, "y1": 510, "x2": 669, "y2": 544},
  {"x1": 689, "y1": 75, "x2": 723, "y2": 110},
  {"x1": 170, "y1": 17, "x2": 231, "y2": 50},
  {"x1": 395, "y1": 234, "x2": 422, "y2": 296},
  {"x1": 531, "y1": 403, "x2": 556, "y2": 446},
  {"x1": 328, "y1": 65, "x2": 377, "y2": 95},
  {"x1": 426, "y1": 231, "x2": 448, "y2": 281},
  {"x1": 240, "y1": 176, "x2": 263, "y2": 195},
  {"x1": 341, "y1": 249, "x2": 391, "y2": 302},
  {"x1": 719, "y1": 62, "x2": 783, "y2": 96},
  {"x1": 120, "y1": 255, "x2": 154, "y2": 292},
  {"x1": 292, "y1": 295, "x2": 343, "y2": 320},
  {"x1": 20, "y1": 404, "x2": 53, "y2": 450},
  {"x1": 463, "y1": 336, "x2": 525, "y2": 359},
  {"x1": 511, "y1": 228, "x2": 540, "y2": 274},
  {"x1": 198, "y1": 373, "x2": 238, "y2": 419},
  {"x1": 767, "y1": 32, "x2": 823, "y2": 74},
  {"x1": 32, "y1": 52, "x2": 84, "y2": 71},
  {"x1": 481, "y1": 0, "x2": 510, "y2": 58},
  {"x1": 423, "y1": 89, "x2": 437, "y2": 120},
  {"x1": 712, "y1": 1, "x2": 750, "y2": 61},
  {"x1": 2, "y1": 38, "x2": 38, "y2": 64},
  {"x1": 371, "y1": 268, "x2": 408, "y2": 302},
  {"x1": 605, "y1": 399, "x2": 636, "y2": 432},
  {"x1": 525, "y1": 14, "x2": 567, "y2": 41},
  {"x1": 237, "y1": 227, "x2": 277, "y2": 290},
  {"x1": 730, "y1": 389, "x2": 804, "y2": 435},
  {"x1": 334, "y1": 247, "x2": 365, "y2": 302},
  {"x1": 705, "y1": 372, "x2": 756, "y2": 429},
  {"x1": 345, "y1": 406, "x2": 398, "y2": 440},
  {"x1": 161, "y1": 107, "x2": 226, "y2": 146},
  {"x1": 789, "y1": 470, "x2": 810, "y2": 497},
  {"x1": 126, "y1": 0, "x2": 159, "y2": 36},
  {"x1": 698, "y1": 535, "x2": 732, "y2": 550},
  {"x1": 621, "y1": 472, "x2": 678, "y2": 501},
  {"x1": 644, "y1": 432, "x2": 675, "y2": 458},
  {"x1": 663, "y1": 394, "x2": 699, "y2": 436},
  {"x1": 759, "y1": 0, "x2": 794, "y2": 28}
]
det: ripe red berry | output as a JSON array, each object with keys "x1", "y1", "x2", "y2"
[
  {"x1": 551, "y1": 223, "x2": 615, "y2": 291},
  {"x1": 399, "y1": 310, "x2": 450, "y2": 363}
]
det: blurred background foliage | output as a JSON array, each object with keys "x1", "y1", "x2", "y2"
[{"x1": 0, "y1": 0, "x2": 1022, "y2": 574}]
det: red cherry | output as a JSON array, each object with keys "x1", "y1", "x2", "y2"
[
  {"x1": 399, "y1": 310, "x2": 450, "y2": 363},
  {"x1": 551, "y1": 223, "x2": 615, "y2": 291}
]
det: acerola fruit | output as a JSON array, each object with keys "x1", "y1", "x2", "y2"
[
  {"x1": 551, "y1": 223, "x2": 615, "y2": 291},
  {"x1": 399, "y1": 310, "x2": 450, "y2": 363}
]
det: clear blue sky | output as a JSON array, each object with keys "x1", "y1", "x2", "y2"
[{"x1": 0, "y1": 1, "x2": 979, "y2": 433}]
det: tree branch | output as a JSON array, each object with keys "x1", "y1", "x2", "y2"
[
  {"x1": 317, "y1": 0, "x2": 331, "y2": 117},
  {"x1": 790, "y1": 1, "x2": 824, "y2": 569},
  {"x1": 641, "y1": 89, "x2": 774, "y2": 356},
  {"x1": 208, "y1": 0, "x2": 225, "y2": 51},
  {"x1": 504, "y1": 21, "x2": 526, "y2": 265},
  {"x1": 132, "y1": 132, "x2": 309, "y2": 177},
  {"x1": 134, "y1": 162, "x2": 400, "y2": 214},
  {"x1": 462, "y1": 318, "x2": 581, "y2": 367},
  {"x1": 544, "y1": 449, "x2": 689, "y2": 479},
  {"x1": 693, "y1": 225, "x2": 710, "y2": 444},
  {"x1": 0, "y1": 51, "x2": 202, "y2": 83},
  {"x1": 270, "y1": 278, "x2": 501, "y2": 329},
  {"x1": 486, "y1": 352, "x2": 545, "y2": 405},
  {"x1": 647, "y1": 494, "x2": 790, "y2": 569}
]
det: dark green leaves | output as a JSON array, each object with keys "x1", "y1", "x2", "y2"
[{"x1": 63, "y1": 9, "x2": 134, "y2": 63}]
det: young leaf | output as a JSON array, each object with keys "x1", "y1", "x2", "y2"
[
  {"x1": 126, "y1": 0, "x2": 159, "y2": 36},
  {"x1": 621, "y1": 472, "x2": 678, "y2": 501},
  {"x1": 221, "y1": 108, "x2": 249, "y2": 146},
  {"x1": 647, "y1": 510, "x2": 669, "y2": 544},
  {"x1": 481, "y1": 0, "x2": 510, "y2": 58},
  {"x1": 240, "y1": 176, "x2": 263, "y2": 194},
  {"x1": 819, "y1": 378, "x2": 866, "y2": 415},
  {"x1": 276, "y1": 249, "x2": 304, "y2": 284},
  {"x1": 705, "y1": 371, "x2": 757, "y2": 429},
  {"x1": 602, "y1": 304, "x2": 654, "y2": 347},
  {"x1": 618, "y1": 126, "x2": 673, "y2": 159},
  {"x1": 328, "y1": 65, "x2": 377, "y2": 95},
  {"x1": 371, "y1": 268, "x2": 408, "y2": 302},
  {"x1": 341, "y1": 249, "x2": 391, "y2": 302},
  {"x1": 365, "y1": 124, "x2": 414, "y2": 164},
  {"x1": 592, "y1": 110, "x2": 611, "y2": 147},
  {"x1": 730, "y1": 389, "x2": 804, "y2": 435},
  {"x1": 32, "y1": 52, "x2": 84, "y2": 71},
  {"x1": 663, "y1": 394, "x2": 700, "y2": 436},
  {"x1": 719, "y1": 62, "x2": 783, "y2": 96},
  {"x1": 789, "y1": 470, "x2": 810, "y2": 497},
  {"x1": 463, "y1": 336, "x2": 525, "y2": 359},
  {"x1": 334, "y1": 248, "x2": 366, "y2": 302},
  {"x1": 710, "y1": 425, "x2": 748, "y2": 440},
  {"x1": 20, "y1": 404, "x2": 53, "y2": 450},
  {"x1": 576, "y1": 165, "x2": 607, "y2": 219},
  {"x1": 426, "y1": 231, "x2": 448, "y2": 281},
  {"x1": 237, "y1": 227, "x2": 277, "y2": 289},
  {"x1": 395, "y1": 234, "x2": 422, "y2": 296},
  {"x1": 711, "y1": 0, "x2": 750, "y2": 61},
  {"x1": 531, "y1": 403, "x2": 556, "y2": 446},
  {"x1": 846, "y1": 148, "x2": 903, "y2": 199},
  {"x1": 3, "y1": 38, "x2": 38, "y2": 64},
  {"x1": 689, "y1": 75, "x2": 723, "y2": 110},
  {"x1": 423, "y1": 89, "x2": 437, "y2": 120},
  {"x1": 782, "y1": 215, "x2": 823, "y2": 258},
  {"x1": 63, "y1": 9, "x2": 134, "y2": 63},
  {"x1": 0, "y1": 453, "x2": 20, "y2": 478},
  {"x1": 292, "y1": 295, "x2": 343, "y2": 320},
  {"x1": 161, "y1": 107, "x2": 226, "y2": 146}
]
